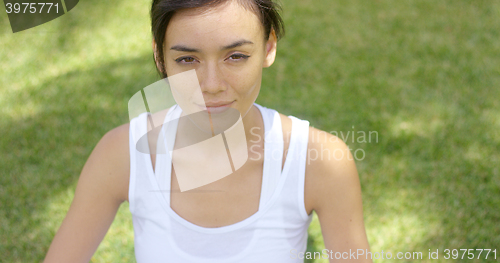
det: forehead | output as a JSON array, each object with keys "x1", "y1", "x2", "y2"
[{"x1": 165, "y1": 1, "x2": 264, "y2": 49}]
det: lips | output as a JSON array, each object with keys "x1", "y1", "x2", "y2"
[
  {"x1": 196, "y1": 101, "x2": 235, "y2": 114},
  {"x1": 205, "y1": 101, "x2": 234, "y2": 107}
]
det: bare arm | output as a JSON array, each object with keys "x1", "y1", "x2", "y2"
[
  {"x1": 43, "y1": 124, "x2": 130, "y2": 263},
  {"x1": 306, "y1": 128, "x2": 372, "y2": 263}
]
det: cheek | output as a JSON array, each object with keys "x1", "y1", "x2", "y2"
[{"x1": 226, "y1": 59, "x2": 263, "y2": 97}]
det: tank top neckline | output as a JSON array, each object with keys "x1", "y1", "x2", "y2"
[{"x1": 141, "y1": 103, "x2": 299, "y2": 234}]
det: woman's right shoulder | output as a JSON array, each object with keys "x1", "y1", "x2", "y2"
[
  {"x1": 102, "y1": 122, "x2": 130, "y2": 147},
  {"x1": 43, "y1": 122, "x2": 132, "y2": 262},
  {"x1": 85, "y1": 122, "x2": 131, "y2": 203}
]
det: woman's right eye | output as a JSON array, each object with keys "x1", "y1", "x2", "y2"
[{"x1": 175, "y1": 57, "x2": 197, "y2": 64}]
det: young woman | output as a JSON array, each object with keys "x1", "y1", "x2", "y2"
[{"x1": 44, "y1": 0, "x2": 372, "y2": 262}]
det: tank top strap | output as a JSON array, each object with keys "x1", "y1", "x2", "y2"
[
  {"x1": 254, "y1": 103, "x2": 284, "y2": 208},
  {"x1": 287, "y1": 115, "x2": 311, "y2": 220}
]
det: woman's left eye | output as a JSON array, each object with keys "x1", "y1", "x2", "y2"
[{"x1": 227, "y1": 54, "x2": 250, "y2": 61}]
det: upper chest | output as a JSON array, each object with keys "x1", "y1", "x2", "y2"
[{"x1": 143, "y1": 113, "x2": 314, "y2": 228}]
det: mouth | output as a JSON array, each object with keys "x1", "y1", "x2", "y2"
[{"x1": 196, "y1": 101, "x2": 235, "y2": 114}]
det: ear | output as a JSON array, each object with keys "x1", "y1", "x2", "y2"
[
  {"x1": 152, "y1": 39, "x2": 163, "y2": 72},
  {"x1": 262, "y1": 29, "x2": 277, "y2": 68}
]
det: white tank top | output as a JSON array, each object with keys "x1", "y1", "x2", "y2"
[{"x1": 128, "y1": 103, "x2": 313, "y2": 263}]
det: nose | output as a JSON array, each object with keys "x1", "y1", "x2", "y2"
[{"x1": 197, "y1": 62, "x2": 226, "y2": 95}]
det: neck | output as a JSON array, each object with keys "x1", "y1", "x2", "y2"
[{"x1": 241, "y1": 104, "x2": 264, "y2": 147}]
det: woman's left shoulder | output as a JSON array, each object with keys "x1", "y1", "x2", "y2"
[
  {"x1": 303, "y1": 126, "x2": 361, "y2": 213},
  {"x1": 306, "y1": 126, "x2": 354, "y2": 163}
]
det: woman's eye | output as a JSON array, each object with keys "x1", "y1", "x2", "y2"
[
  {"x1": 175, "y1": 57, "x2": 196, "y2": 64},
  {"x1": 227, "y1": 54, "x2": 250, "y2": 61}
]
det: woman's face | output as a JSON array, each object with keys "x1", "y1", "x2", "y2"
[{"x1": 162, "y1": 0, "x2": 277, "y2": 118}]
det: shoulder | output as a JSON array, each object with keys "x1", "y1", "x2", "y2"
[
  {"x1": 100, "y1": 122, "x2": 130, "y2": 148},
  {"x1": 95, "y1": 122, "x2": 130, "y2": 164},
  {"x1": 101, "y1": 122, "x2": 130, "y2": 149},
  {"x1": 82, "y1": 122, "x2": 131, "y2": 203},
  {"x1": 303, "y1": 127, "x2": 371, "y2": 255},
  {"x1": 42, "y1": 123, "x2": 132, "y2": 262},
  {"x1": 304, "y1": 126, "x2": 361, "y2": 214},
  {"x1": 307, "y1": 127, "x2": 354, "y2": 163}
]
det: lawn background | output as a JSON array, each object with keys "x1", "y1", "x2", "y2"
[{"x1": 0, "y1": 0, "x2": 499, "y2": 262}]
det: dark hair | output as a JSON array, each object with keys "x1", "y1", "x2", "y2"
[{"x1": 151, "y1": 0, "x2": 285, "y2": 78}]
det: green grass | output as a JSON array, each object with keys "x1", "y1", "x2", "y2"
[{"x1": 1, "y1": 0, "x2": 499, "y2": 262}]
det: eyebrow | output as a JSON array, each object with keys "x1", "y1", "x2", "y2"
[
  {"x1": 221, "y1": 40, "x2": 254, "y2": 50},
  {"x1": 170, "y1": 39, "x2": 254, "y2": 52}
]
